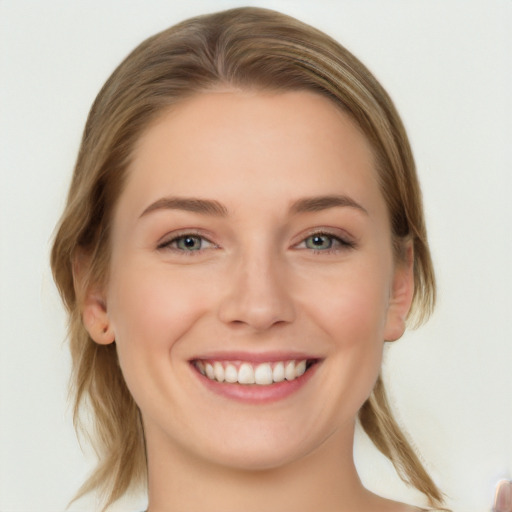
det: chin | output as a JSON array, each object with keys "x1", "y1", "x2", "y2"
[
  {"x1": 207, "y1": 444, "x2": 312, "y2": 473},
  {"x1": 192, "y1": 417, "x2": 336, "y2": 474}
]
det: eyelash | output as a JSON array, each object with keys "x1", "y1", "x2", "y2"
[
  {"x1": 157, "y1": 230, "x2": 355, "y2": 256},
  {"x1": 296, "y1": 231, "x2": 356, "y2": 254},
  {"x1": 157, "y1": 232, "x2": 217, "y2": 255}
]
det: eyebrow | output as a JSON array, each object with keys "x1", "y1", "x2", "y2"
[
  {"x1": 140, "y1": 197, "x2": 228, "y2": 218},
  {"x1": 290, "y1": 195, "x2": 368, "y2": 215},
  {"x1": 139, "y1": 194, "x2": 367, "y2": 218}
]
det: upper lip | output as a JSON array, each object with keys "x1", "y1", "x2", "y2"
[{"x1": 189, "y1": 351, "x2": 322, "y2": 363}]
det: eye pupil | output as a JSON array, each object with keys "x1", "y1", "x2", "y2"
[
  {"x1": 306, "y1": 234, "x2": 332, "y2": 250},
  {"x1": 178, "y1": 236, "x2": 201, "y2": 250}
]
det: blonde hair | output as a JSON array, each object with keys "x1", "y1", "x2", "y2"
[{"x1": 51, "y1": 7, "x2": 442, "y2": 510}]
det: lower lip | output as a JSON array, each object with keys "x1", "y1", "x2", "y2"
[{"x1": 191, "y1": 362, "x2": 320, "y2": 404}]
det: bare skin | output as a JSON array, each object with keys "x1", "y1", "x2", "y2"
[
  {"x1": 494, "y1": 481, "x2": 512, "y2": 512},
  {"x1": 145, "y1": 419, "x2": 421, "y2": 512},
  {"x1": 84, "y1": 90, "x2": 420, "y2": 511}
]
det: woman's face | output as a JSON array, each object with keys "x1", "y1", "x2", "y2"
[{"x1": 87, "y1": 90, "x2": 413, "y2": 470}]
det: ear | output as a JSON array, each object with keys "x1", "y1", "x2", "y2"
[
  {"x1": 73, "y1": 251, "x2": 115, "y2": 345},
  {"x1": 383, "y1": 241, "x2": 415, "y2": 342},
  {"x1": 81, "y1": 289, "x2": 116, "y2": 345}
]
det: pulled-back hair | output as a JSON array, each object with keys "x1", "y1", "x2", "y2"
[{"x1": 51, "y1": 7, "x2": 441, "y2": 510}]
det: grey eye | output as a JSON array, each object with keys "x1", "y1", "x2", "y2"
[
  {"x1": 304, "y1": 234, "x2": 334, "y2": 250},
  {"x1": 175, "y1": 235, "x2": 203, "y2": 251}
]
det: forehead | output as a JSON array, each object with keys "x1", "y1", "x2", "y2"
[{"x1": 117, "y1": 89, "x2": 385, "y2": 221}]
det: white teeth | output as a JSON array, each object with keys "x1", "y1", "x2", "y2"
[
  {"x1": 238, "y1": 363, "x2": 255, "y2": 384},
  {"x1": 254, "y1": 363, "x2": 273, "y2": 385},
  {"x1": 196, "y1": 359, "x2": 311, "y2": 386},
  {"x1": 296, "y1": 360, "x2": 307, "y2": 377},
  {"x1": 205, "y1": 363, "x2": 214, "y2": 380},
  {"x1": 285, "y1": 361, "x2": 296, "y2": 381},
  {"x1": 272, "y1": 362, "x2": 285, "y2": 382},
  {"x1": 196, "y1": 361, "x2": 206, "y2": 376},
  {"x1": 214, "y1": 362, "x2": 225, "y2": 382},
  {"x1": 224, "y1": 364, "x2": 238, "y2": 383}
]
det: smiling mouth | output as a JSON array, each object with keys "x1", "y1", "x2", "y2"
[{"x1": 192, "y1": 359, "x2": 318, "y2": 386}]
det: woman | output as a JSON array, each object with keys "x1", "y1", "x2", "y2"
[{"x1": 51, "y1": 7, "x2": 448, "y2": 511}]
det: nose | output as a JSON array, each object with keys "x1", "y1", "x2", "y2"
[{"x1": 217, "y1": 249, "x2": 296, "y2": 332}]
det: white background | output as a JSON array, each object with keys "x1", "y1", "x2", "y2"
[{"x1": 1, "y1": 1, "x2": 511, "y2": 511}]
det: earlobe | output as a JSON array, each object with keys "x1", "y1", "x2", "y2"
[
  {"x1": 384, "y1": 242, "x2": 415, "y2": 342},
  {"x1": 73, "y1": 251, "x2": 115, "y2": 345},
  {"x1": 82, "y1": 293, "x2": 115, "y2": 345}
]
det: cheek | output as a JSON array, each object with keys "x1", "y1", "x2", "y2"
[
  {"x1": 106, "y1": 262, "x2": 214, "y2": 366},
  {"x1": 105, "y1": 262, "x2": 220, "y2": 414},
  {"x1": 303, "y1": 264, "x2": 391, "y2": 409},
  {"x1": 305, "y1": 259, "x2": 391, "y2": 343},
  {"x1": 321, "y1": 281, "x2": 388, "y2": 369}
]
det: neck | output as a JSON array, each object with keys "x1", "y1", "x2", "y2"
[{"x1": 145, "y1": 421, "x2": 375, "y2": 512}]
